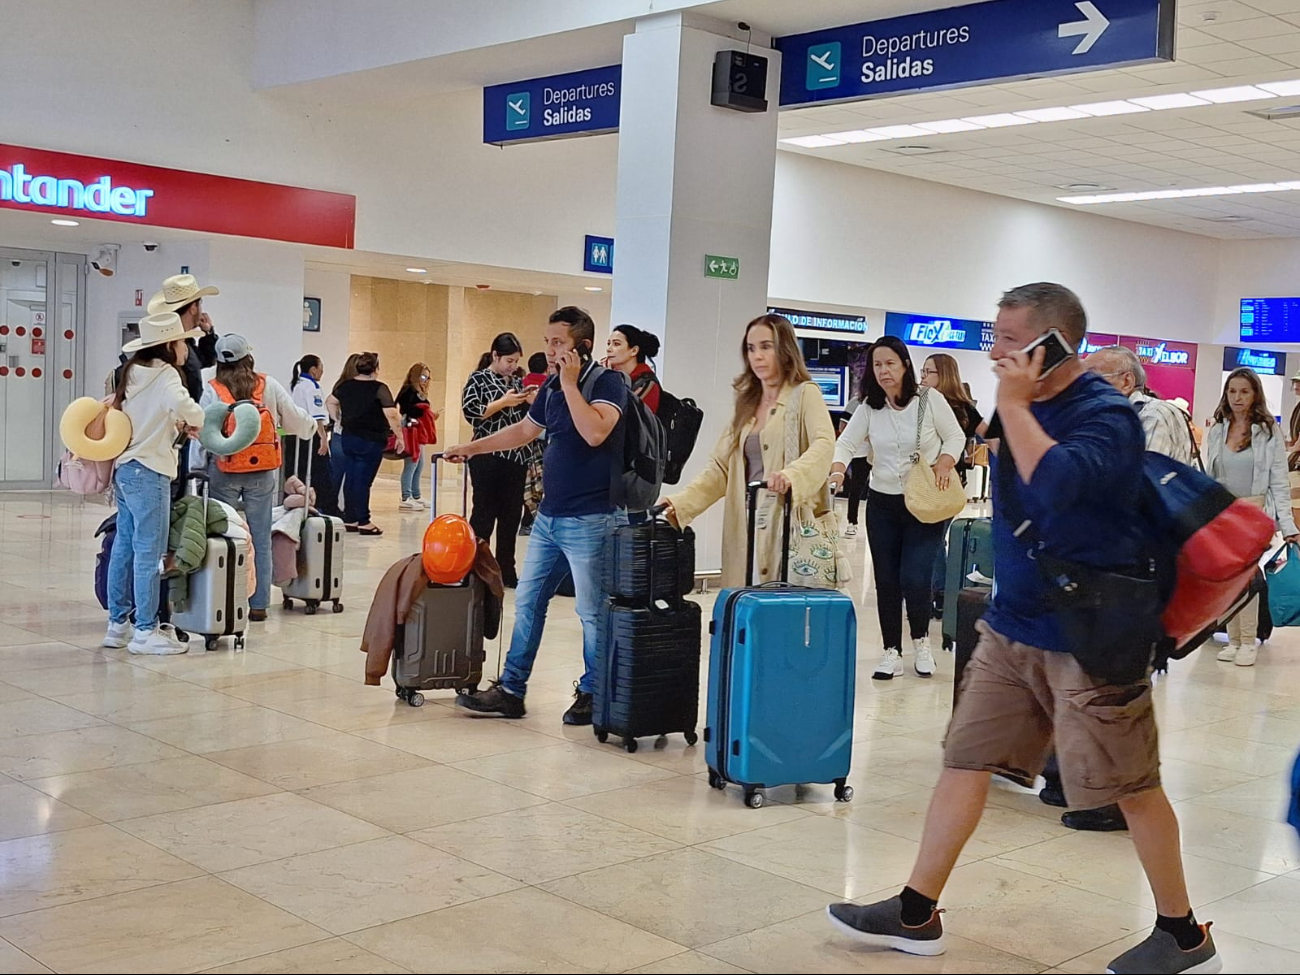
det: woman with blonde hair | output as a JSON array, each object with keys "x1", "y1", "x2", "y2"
[
  {"x1": 1206, "y1": 367, "x2": 1300, "y2": 666},
  {"x1": 662, "y1": 314, "x2": 842, "y2": 588},
  {"x1": 396, "y1": 362, "x2": 441, "y2": 510}
]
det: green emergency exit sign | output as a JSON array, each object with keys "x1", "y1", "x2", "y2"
[{"x1": 705, "y1": 255, "x2": 739, "y2": 279}]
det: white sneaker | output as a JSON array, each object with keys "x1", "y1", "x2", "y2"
[
  {"x1": 844, "y1": 524, "x2": 858, "y2": 537},
  {"x1": 1217, "y1": 644, "x2": 1240, "y2": 663},
  {"x1": 103, "y1": 620, "x2": 132, "y2": 649},
  {"x1": 913, "y1": 636, "x2": 936, "y2": 678},
  {"x1": 1235, "y1": 643, "x2": 1259, "y2": 667},
  {"x1": 873, "y1": 647, "x2": 904, "y2": 681},
  {"x1": 413, "y1": 498, "x2": 428, "y2": 509},
  {"x1": 128, "y1": 625, "x2": 188, "y2": 656},
  {"x1": 399, "y1": 498, "x2": 420, "y2": 511}
]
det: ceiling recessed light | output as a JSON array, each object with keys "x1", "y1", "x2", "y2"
[
  {"x1": 864, "y1": 124, "x2": 933, "y2": 139},
  {"x1": 50, "y1": 218, "x2": 79, "y2": 227},
  {"x1": 584, "y1": 286, "x2": 603, "y2": 292},
  {"x1": 1190, "y1": 85, "x2": 1271, "y2": 103},
  {"x1": 914, "y1": 118, "x2": 987, "y2": 134},
  {"x1": 962, "y1": 113, "x2": 1036, "y2": 128},
  {"x1": 405, "y1": 267, "x2": 428, "y2": 274},
  {"x1": 884, "y1": 144, "x2": 946, "y2": 155},
  {"x1": 1070, "y1": 100, "x2": 1149, "y2": 117},
  {"x1": 1260, "y1": 79, "x2": 1300, "y2": 97},
  {"x1": 819, "y1": 129, "x2": 893, "y2": 143},
  {"x1": 780, "y1": 134, "x2": 848, "y2": 148},
  {"x1": 1128, "y1": 92, "x2": 1211, "y2": 110},
  {"x1": 1016, "y1": 106, "x2": 1089, "y2": 122},
  {"x1": 1058, "y1": 182, "x2": 1114, "y2": 192},
  {"x1": 1058, "y1": 180, "x2": 1300, "y2": 205}
]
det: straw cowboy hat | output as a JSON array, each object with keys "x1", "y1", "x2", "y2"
[
  {"x1": 123, "y1": 311, "x2": 203, "y2": 354},
  {"x1": 146, "y1": 273, "x2": 220, "y2": 314}
]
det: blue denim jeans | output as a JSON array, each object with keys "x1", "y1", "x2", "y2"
[
  {"x1": 108, "y1": 461, "x2": 171, "y2": 632},
  {"x1": 341, "y1": 434, "x2": 385, "y2": 525},
  {"x1": 401, "y1": 449, "x2": 424, "y2": 501},
  {"x1": 209, "y1": 467, "x2": 276, "y2": 611},
  {"x1": 499, "y1": 510, "x2": 621, "y2": 698}
]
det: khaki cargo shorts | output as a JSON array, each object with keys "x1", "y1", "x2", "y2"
[{"x1": 944, "y1": 621, "x2": 1161, "y2": 810}]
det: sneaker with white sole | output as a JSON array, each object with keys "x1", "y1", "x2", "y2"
[
  {"x1": 103, "y1": 619, "x2": 132, "y2": 649},
  {"x1": 826, "y1": 898, "x2": 946, "y2": 956},
  {"x1": 913, "y1": 636, "x2": 936, "y2": 678},
  {"x1": 128, "y1": 625, "x2": 188, "y2": 656},
  {"x1": 1235, "y1": 643, "x2": 1258, "y2": 667},
  {"x1": 1106, "y1": 924, "x2": 1221, "y2": 974},
  {"x1": 844, "y1": 524, "x2": 858, "y2": 537},
  {"x1": 873, "y1": 647, "x2": 904, "y2": 681},
  {"x1": 399, "y1": 498, "x2": 421, "y2": 511},
  {"x1": 1216, "y1": 644, "x2": 1240, "y2": 663}
]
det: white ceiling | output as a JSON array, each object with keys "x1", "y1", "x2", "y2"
[{"x1": 775, "y1": 0, "x2": 1300, "y2": 238}]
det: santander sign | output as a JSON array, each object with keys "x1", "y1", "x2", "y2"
[{"x1": 0, "y1": 163, "x2": 153, "y2": 217}]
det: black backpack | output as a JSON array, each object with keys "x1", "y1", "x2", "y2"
[
  {"x1": 580, "y1": 365, "x2": 665, "y2": 510},
  {"x1": 635, "y1": 373, "x2": 702, "y2": 485}
]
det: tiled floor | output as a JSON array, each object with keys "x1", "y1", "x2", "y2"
[{"x1": 1, "y1": 481, "x2": 1298, "y2": 974}]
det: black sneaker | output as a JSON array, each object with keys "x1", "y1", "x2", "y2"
[
  {"x1": 455, "y1": 682, "x2": 526, "y2": 719},
  {"x1": 562, "y1": 688, "x2": 594, "y2": 726},
  {"x1": 1063, "y1": 804, "x2": 1128, "y2": 832},
  {"x1": 1107, "y1": 924, "x2": 1221, "y2": 974},
  {"x1": 826, "y1": 897, "x2": 946, "y2": 956}
]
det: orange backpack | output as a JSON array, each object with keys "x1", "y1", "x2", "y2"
[{"x1": 210, "y1": 375, "x2": 281, "y2": 473}]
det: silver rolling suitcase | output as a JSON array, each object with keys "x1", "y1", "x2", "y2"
[
  {"x1": 171, "y1": 473, "x2": 249, "y2": 652},
  {"x1": 280, "y1": 438, "x2": 345, "y2": 615}
]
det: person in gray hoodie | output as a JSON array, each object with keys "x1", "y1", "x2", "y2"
[{"x1": 102, "y1": 312, "x2": 205, "y2": 656}]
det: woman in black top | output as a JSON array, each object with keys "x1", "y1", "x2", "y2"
[
  {"x1": 325, "y1": 352, "x2": 403, "y2": 536},
  {"x1": 461, "y1": 332, "x2": 533, "y2": 586}
]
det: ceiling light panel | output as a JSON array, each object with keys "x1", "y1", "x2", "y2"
[
  {"x1": 1015, "y1": 106, "x2": 1090, "y2": 122},
  {"x1": 1190, "y1": 85, "x2": 1273, "y2": 103},
  {"x1": 1069, "y1": 100, "x2": 1149, "y2": 116}
]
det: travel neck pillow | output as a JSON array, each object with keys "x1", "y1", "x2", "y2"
[
  {"x1": 199, "y1": 401, "x2": 262, "y2": 456},
  {"x1": 59, "y1": 397, "x2": 132, "y2": 462}
]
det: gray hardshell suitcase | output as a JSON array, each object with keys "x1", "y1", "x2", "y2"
[
  {"x1": 281, "y1": 439, "x2": 345, "y2": 615},
  {"x1": 391, "y1": 454, "x2": 485, "y2": 707},
  {"x1": 171, "y1": 474, "x2": 249, "y2": 652}
]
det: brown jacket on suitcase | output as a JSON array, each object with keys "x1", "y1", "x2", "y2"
[{"x1": 362, "y1": 544, "x2": 505, "y2": 685}]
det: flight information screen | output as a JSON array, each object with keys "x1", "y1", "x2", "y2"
[{"x1": 1240, "y1": 297, "x2": 1300, "y2": 343}]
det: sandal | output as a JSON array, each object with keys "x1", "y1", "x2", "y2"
[
  {"x1": 345, "y1": 524, "x2": 360, "y2": 533},
  {"x1": 357, "y1": 525, "x2": 383, "y2": 536}
]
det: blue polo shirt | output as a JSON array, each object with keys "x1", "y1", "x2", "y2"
[
  {"x1": 527, "y1": 363, "x2": 626, "y2": 517},
  {"x1": 985, "y1": 372, "x2": 1147, "y2": 653}
]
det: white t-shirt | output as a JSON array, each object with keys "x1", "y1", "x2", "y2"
[
  {"x1": 834, "y1": 389, "x2": 967, "y2": 496},
  {"x1": 291, "y1": 376, "x2": 327, "y2": 421}
]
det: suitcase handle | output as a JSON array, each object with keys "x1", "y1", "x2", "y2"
[
  {"x1": 745, "y1": 481, "x2": 793, "y2": 588},
  {"x1": 427, "y1": 452, "x2": 470, "y2": 520}
]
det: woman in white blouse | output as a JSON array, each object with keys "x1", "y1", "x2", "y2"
[{"x1": 829, "y1": 336, "x2": 966, "y2": 681}]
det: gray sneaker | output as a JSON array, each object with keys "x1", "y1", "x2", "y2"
[
  {"x1": 826, "y1": 897, "x2": 946, "y2": 956},
  {"x1": 1107, "y1": 926, "x2": 1221, "y2": 974}
]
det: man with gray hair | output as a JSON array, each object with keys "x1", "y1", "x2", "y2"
[
  {"x1": 828, "y1": 283, "x2": 1218, "y2": 975},
  {"x1": 1088, "y1": 345, "x2": 1196, "y2": 466}
]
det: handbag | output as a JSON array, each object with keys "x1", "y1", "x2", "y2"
[
  {"x1": 781, "y1": 384, "x2": 851, "y2": 589},
  {"x1": 1267, "y1": 544, "x2": 1300, "y2": 628},
  {"x1": 904, "y1": 388, "x2": 967, "y2": 524}
]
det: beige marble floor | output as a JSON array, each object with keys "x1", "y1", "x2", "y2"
[{"x1": 1, "y1": 483, "x2": 1298, "y2": 973}]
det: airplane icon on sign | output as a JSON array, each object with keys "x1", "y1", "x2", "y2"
[
  {"x1": 810, "y1": 51, "x2": 835, "y2": 72},
  {"x1": 806, "y1": 41, "x2": 841, "y2": 89},
  {"x1": 505, "y1": 91, "x2": 530, "y2": 130}
]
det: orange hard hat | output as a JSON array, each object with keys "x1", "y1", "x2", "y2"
[{"x1": 422, "y1": 515, "x2": 477, "y2": 584}]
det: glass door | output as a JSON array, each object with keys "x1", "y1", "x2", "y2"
[{"x1": 0, "y1": 247, "x2": 86, "y2": 489}]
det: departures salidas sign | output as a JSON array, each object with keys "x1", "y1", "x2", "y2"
[
  {"x1": 484, "y1": 65, "x2": 621, "y2": 145},
  {"x1": 776, "y1": 0, "x2": 1176, "y2": 107}
]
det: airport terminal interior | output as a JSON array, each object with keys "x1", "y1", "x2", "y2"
[{"x1": 2, "y1": 1, "x2": 1300, "y2": 973}]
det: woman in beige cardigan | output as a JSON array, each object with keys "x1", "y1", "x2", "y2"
[{"x1": 662, "y1": 314, "x2": 838, "y2": 588}]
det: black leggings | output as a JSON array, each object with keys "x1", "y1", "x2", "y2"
[
  {"x1": 846, "y1": 457, "x2": 871, "y2": 525},
  {"x1": 866, "y1": 489, "x2": 947, "y2": 649},
  {"x1": 468, "y1": 454, "x2": 527, "y2": 584}
]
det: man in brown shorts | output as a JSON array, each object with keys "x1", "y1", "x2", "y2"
[{"x1": 827, "y1": 284, "x2": 1220, "y2": 975}]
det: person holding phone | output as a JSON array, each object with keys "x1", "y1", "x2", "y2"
[
  {"x1": 830, "y1": 336, "x2": 966, "y2": 681},
  {"x1": 445, "y1": 308, "x2": 626, "y2": 726},
  {"x1": 828, "y1": 284, "x2": 1219, "y2": 975},
  {"x1": 461, "y1": 332, "x2": 532, "y2": 586}
]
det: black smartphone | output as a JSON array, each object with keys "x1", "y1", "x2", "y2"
[
  {"x1": 576, "y1": 339, "x2": 593, "y2": 364},
  {"x1": 1020, "y1": 328, "x2": 1075, "y2": 378}
]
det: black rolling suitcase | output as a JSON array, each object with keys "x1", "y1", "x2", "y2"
[
  {"x1": 953, "y1": 585, "x2": 991, "y2": 704},
  {"x1": 593, "y1": 510, "x2": 702, "y2": 753}
]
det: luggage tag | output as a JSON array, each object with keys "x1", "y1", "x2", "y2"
[{"x1": 754, "y1": 492, "x2": 777, "y2": 531}]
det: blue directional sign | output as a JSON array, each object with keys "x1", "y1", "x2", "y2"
[
  {"x1": 584, "y1": 235, "x2": 614, "y2": 274},
  {"x1": 769, "y1": 307, "x2": 867, "y2": 336},
  {"x1": 484, "y1": 65, "x2": 621, "y2": 145},
  {"x1": 776, "y1": 0, "x2": 1175, "y2": 107},
  {"x1": 885, "y1": 311, "x2": 994, "y2": 352},
  {"x1": 1224, "y1": 346, "x2": 1287, "y2": 377}
]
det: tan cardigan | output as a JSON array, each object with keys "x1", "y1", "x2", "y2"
[{"x1": 667, "y1": 381, "x2": 836, "y2": 588}]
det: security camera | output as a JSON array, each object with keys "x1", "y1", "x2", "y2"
[
  {"x1": 91, "y1": 244, "x2": 120, "y2": 278},
  {"x1": 9, "y1": 261, "x2": 19, "y2": 268},
  {"x1": 142, "y1": 242, "x2": 159, "y2": 253}
]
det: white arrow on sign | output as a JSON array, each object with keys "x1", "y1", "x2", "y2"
[
  {"x1": 1059, "y1": 1, "x2": 1110, "y2": 55},
  {"x1": 709, "y1": 260, "x2": 720, "y2": 272}
]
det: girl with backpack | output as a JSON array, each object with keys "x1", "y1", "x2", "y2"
[
  {"x1": 103, "y1": 312, "x2": 206, "y2": 656},
  {"x1": 200, "y1": 335, "x2": 317, "y2": 621}
]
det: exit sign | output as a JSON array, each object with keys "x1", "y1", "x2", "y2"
[{"x1": 705, "y1": 255, "x2": 739, "y2": 280}]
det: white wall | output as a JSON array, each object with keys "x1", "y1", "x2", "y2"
[
  {"x1": 302, "y1": 268, "x2": 353, "y2": 378},
  {"x1": 206, "y1": 239, "x2": 307, "y2": 386}
]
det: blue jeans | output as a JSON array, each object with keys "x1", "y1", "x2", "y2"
[
  {"x1": 209, "y1": 467, "x2": 276, "y2": 611},
  {"x1": 499, "y1": 510, "x2": 621, "y2": 698},
  {"x1": 401, "y1": 449, "x2": 424, "y2": 501},
  {"x1": 109, "y1": 461, "x2": 171, "y2": 632},
  {"x1": 330, "y1": 431, "x2": 347, "y2": 502},
  {"x1": 340, "y1": 434, "x2": 385, "y2": 525}
]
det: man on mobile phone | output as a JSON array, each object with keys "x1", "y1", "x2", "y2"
[
  {"x1": 444, "y1": 306, "x2": 626, "y2": 726},
  {"x1": 828, "y1": 284, "x2": 1218, "y2": 975}
]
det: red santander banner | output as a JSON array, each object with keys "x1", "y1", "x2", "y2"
[{"x1": 0, "y1": 144, "x2": 355, "y2": 249}]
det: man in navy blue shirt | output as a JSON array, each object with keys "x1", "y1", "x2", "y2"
[
  {"x1": 828, "y1": 285, "x2": 1218, "y2": 975},
  {"x1": 446, "y1": 307, "x2": 626, "y2": 725}
]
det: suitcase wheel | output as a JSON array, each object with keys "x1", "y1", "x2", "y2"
[
  {"x1": 654, "y1": 735, "x2": 667, "y2": 750},
  {"x1": 595, "y1": 729, "x2": 609, "y2": 744},
  {"x1": 708, "y1": 769, "x2": 725, "y2": 790},
  {"x1": 304, "y1": 601, "x2": 318, "y2": 616},
  {"x1": 282, "y1": 597, "x2": 294, "y2": 610},
  {"x1": 407, "y1": 692, "x2": 425, "y2": 708},
  {"x1": 684, "y1": 730, "x2": 698, "y2": 747},
  {"x1": 204, "y1": 636, "x2": 218, "y2": 652},
  {"x1": 234, "y1": 635, "x2": 245, "y2": 652},
  {"x1": 624, "y1": 737, "x2": 638, "y2": 754},
  {"x1": 834, "y1": 780, "x2": 854, "y2": 803},
  {"x1": 332, "y1": 601, "x2": 345, "y2": 614},
  {"x1": 744, "y1": 789, "x2": 765, "y2": 809}
]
